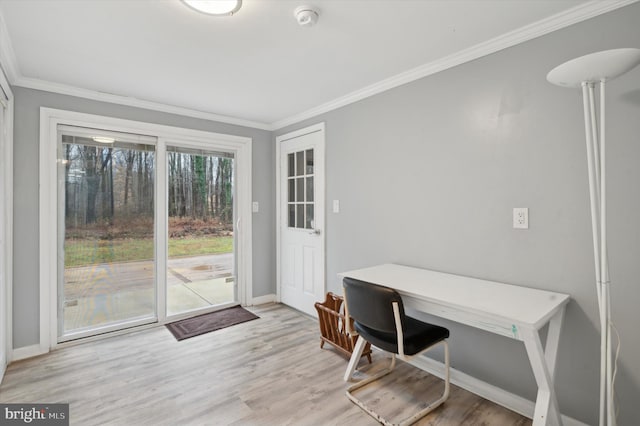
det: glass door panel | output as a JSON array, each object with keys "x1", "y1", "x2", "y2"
[
  {"x1": 286, "y1": 148, "x2": 314, "y2": 229},
  {"x1": 58, "y1": 126, "x2": 157, "y2": 339},
  {"x1": 166, "y1": 147, "x2": 236, "y2": 316}
]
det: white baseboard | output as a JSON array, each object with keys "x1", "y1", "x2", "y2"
[
  {"x1": 250, "y1": 294, "x2": 276, "y2": 306},
  {"x1": 11, "y1": 344, "x2": 48, "y2": 362},
  {"x1": 410, "y1": 355, "x2": 589, "y2": 426}
]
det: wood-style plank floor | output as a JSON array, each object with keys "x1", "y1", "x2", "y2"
[{"x1": 0, "y1": 304, "x2": 531, "y2": 425}]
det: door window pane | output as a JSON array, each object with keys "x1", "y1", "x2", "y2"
[
  {"x1": 296, "y1": 177, "x2": 304, "y2": 202},
  {"x1": 296, "y1": 204, "x2": 304, "y2": 229},
  {"x1": 296, "y1": 151, "x2": 304, "y2": 176},
  {"x1": 288, "y1": 153, "x2": 295, "y2": 177},
  {"x1": 288, "y1": 179, "x2": 295, "y2": 203},
  {"x1": 306, "y1": 177, "x2": 314, "y2": 202},
  {"x1": 305, "y1": 149, "x2": 314, "y2": 174},
  {"x1": 305, "y1": 205, "x2": 314, "y2": 229},
  {"x1": 288, "y1": 204, "x2": 295, "y2": 228}
]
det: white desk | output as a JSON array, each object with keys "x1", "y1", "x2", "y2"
[{"x1": 339, "y1": 264, "x2": 570, "y2": 426}]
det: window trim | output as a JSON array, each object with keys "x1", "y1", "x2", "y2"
[{"x1": 39, "y1": 108, "x2": 252, "y2": 351}]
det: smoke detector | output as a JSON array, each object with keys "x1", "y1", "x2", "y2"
[{"x1": 294, "y1": 5, "x2": 320, "y2": 27}]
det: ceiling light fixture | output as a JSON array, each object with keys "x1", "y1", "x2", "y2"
[
  {"x1": 294, "y1": 5, "x2": 320, "y2": 27},
  {"x1": 181, "y1": 0, "x2": 242, "y2": 16},
  {"x1": 92, "y1": 136, "x2": 115, "y2": 144}
]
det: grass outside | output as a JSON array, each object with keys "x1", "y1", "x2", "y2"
[{"x1": 64, "y1": 236, "x2": 233, "y2": 267}]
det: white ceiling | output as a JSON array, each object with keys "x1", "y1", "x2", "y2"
[{"x1": 0, "y1": 0, "x2": 631, "y2": 129}]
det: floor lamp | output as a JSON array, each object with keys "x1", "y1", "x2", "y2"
[{"x1": 547, "y1": 48, "x2": 640, "y2": 426}]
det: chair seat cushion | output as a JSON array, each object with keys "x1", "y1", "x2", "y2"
[{"x1": 355, "y1": 316, "x2": 449, "y2": 356}]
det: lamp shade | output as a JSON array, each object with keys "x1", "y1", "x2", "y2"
[{"x1": 547, "y1": 48, "x2": 640, "y2": 88}]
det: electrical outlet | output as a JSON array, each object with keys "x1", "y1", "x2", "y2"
[{"x1": 513, "y1": 208, "x2": 529, "y2": 229}]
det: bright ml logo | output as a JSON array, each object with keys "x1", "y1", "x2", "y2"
[
  {"x1": 0, "y1": 404, "x2": 68, "y2": 425},
  {"x1": 3, "y1": 407, "x2": 46, "y2": 423}
]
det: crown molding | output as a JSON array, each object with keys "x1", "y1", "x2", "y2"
[
  {"x1": 271, "y1": 0, "x2": 639, "y2": 130},
  {"x1": 13, "y1": 76, "x2": 273, "y2": 130}
]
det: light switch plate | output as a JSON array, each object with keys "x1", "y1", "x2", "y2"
[
  {"x1": 252, "y1": 201, "x2": 259, "y2": 213},
  {"x1": 333, "y1": 200, "x2": 340, "y2": 213}
]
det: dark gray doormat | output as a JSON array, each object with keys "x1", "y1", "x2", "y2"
[{"x1": 166, "y1": 306, "x2": 259, "y2": 341}]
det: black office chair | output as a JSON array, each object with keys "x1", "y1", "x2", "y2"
[{"x1": 343, "y1": 277, "x2": 450, "y2": 426}]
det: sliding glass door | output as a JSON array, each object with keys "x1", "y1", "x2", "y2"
[
  {"x1": 166, "y1": 146, "x2": 236, "y2": 317},
  {"x1": 56, "y1": 124, "x2": 241, "y2": 341},
  {"x1": 57, "y1": 126, "x2": 157, "y2": 340}
]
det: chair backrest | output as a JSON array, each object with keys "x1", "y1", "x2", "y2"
[{"x1": 343, "y1": 277, "x2": 405, "y2": 334}]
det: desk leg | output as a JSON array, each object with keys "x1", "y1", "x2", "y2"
[
  {"x1": 344, "y1": 335, "x2": 367, "y2": 382},
  {"x1": 544, "y1": 307, "x2": 565, "y2": 388},
  {"x1": 522, "y1": 307, "x2": 565, "y2": 426}
]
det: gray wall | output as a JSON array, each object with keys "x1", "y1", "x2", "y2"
[
  {"x1": 276, "y1": 4, "x2": 640, "y2": 425},
  {"x1": 12, "y1": 87, "x2": 275, "y2": 348}
]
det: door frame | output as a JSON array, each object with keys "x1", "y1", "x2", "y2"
[
  {"x1": 0, "y1": 66, "x2": 13, "y2": 375},
  {"x1": 275, "y1": 122, "x2": 325, "y2": 307},
  {"x1": 39, "y1": 108, "x2": 252, "y2": 352}
]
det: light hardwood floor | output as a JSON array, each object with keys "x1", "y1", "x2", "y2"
[{"x1": 0, "y1": 304, "x2": 531, "y2": 425}]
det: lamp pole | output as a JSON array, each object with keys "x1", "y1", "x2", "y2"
[{"x1": 548, "y1": 48, "x2": 640, "y2": 426}]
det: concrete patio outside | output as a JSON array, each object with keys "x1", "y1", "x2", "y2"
[{"x1": 63, "y1": 253, "x2": 234, "y2": 332}]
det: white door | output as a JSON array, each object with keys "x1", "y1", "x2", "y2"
[{"x1": 278, "y1": 124, "x2": 325, "y2": 317}]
